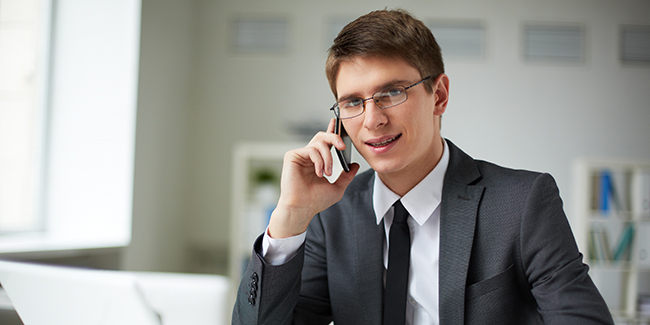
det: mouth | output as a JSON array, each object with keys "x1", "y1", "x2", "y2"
[{"x1": 367, "y1": 134, "x2": 402, "y2": 147}]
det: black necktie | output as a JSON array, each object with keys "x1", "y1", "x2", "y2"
[{"x1": 383, "y1": 200, "x2": 411, "y2": 325}]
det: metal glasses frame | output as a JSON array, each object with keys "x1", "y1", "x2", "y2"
[{"x1": 329, "y1": 75, "x2": 433, "y2": 119}]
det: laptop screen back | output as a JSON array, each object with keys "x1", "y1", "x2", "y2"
[{"x1": 0, "y1": 260, "x2": 161, "y2": 325}]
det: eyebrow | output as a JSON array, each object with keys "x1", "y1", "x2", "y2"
[{"x1": 337, "y1": 78, "x2": 412, "y2": 102}]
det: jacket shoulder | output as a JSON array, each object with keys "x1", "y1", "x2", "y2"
[{"x1": 445, "y1": 139, "x2": 547, "y2": 187}]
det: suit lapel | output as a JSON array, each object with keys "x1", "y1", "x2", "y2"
[
  {"x1": 439, "y1": 140, "x2": 484, "y2": 324},
  {"x1": 352, "y1": 173, "x2": 385, "y2": 324},
  {"x1": 344, "y1": 140, "x2": 484, "y2": 324}
]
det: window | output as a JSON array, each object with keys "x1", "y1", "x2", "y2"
[
  {"x1": 0, "y1": 0, "x2": 141, "y2": 253},
  {"x1": 0, "y1": 0, "x2": 49, "y2": 233}
]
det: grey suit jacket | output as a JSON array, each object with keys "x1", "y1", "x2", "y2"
[{"x1": 233, "y1": 139, "x2": 613, "y2": 325}]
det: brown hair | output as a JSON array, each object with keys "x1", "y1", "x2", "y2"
[{"x1": 325, "y1": 9, "x2": 444, "y2": 98}]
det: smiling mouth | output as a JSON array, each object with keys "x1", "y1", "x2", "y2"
[{"x1": 368, "y1": 134, "x2": 402, "y2": 147}]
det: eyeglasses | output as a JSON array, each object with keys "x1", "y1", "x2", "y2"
[{"x1": 330, "y1": 76, "x2": 432, "y2": 119}]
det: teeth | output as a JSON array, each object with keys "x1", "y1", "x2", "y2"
[{"x1": 370, "y1": 135, "x2": 400, "y2": 147}]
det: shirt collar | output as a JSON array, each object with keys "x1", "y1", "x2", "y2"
[{"x1": 373, "y1": 139, "x2": 450, "y2": 226}]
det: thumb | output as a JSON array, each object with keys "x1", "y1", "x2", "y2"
[{"x1": 333, "y1": 163, "x2": 360, "y2": 189}]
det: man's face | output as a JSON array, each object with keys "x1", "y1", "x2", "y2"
[{"x1": 336, "y1": 56, "x2": 448, "y2": 189}]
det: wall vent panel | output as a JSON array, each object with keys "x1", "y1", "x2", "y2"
[
  {"x1": 621, "y1": 25, "x2": 650, "y2": 63},
  {"x1": 524, "y1": 24, "x2": 584, "y2": 62},
  {"x1": 232, "y1": 17, "x2": 290, "y2": 54},
  {"x1": 426, "y1": 21, "x2": 485, "y2": 59}
]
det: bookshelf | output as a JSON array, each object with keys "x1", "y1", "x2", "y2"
[{"x1": 574, "y1": 159, "x2": 650, "y2": 323}]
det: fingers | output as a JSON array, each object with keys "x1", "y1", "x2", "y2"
[
  {"x1": 288, "y1": 139, "x2": 336, "y2": 178},
  {"x1": 327, "y1": 117, "x2": 347, "y2": 149},
  {"x1": 298, "y1": 139, "x2": 326, "y2": 177},
  {"x1": 286, "y1": 118, "x2": 350, "y2": 179},
  {"x1": 306, "y1": 120, "x2": 346, "y2": 177},
  {"x1": 305, "y1": 146, "x2": 327, "y2": 178}
]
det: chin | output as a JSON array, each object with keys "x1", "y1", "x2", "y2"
[{"x1": 366, "y1": 158, "x2": 408, "y2": 175}]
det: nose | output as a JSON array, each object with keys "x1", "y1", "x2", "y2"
[{"x1": 362, "y1": 99, "x2": 388, "y2": 130}]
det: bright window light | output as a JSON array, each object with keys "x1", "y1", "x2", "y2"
[
  {"x1": 0, "y1": 0, "x2": 48, "y2": 233},
  {"x1": 0, "y1": 0, "x2": 141, "y2": 253}
]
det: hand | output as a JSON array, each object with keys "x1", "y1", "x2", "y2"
[{"x1": 267, "y1": 118, "x2": 360, "y2": 239}]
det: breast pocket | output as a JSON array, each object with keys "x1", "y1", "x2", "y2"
[
  {"x1": 464, "y1": 265, "x2": 543, "y2": 324},
  {"x1": 466, "y1": 264, "x2": 515, "y2": 301}
]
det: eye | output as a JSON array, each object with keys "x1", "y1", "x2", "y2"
[
  {"x1": 376, "y1": 88, "x2": 404, "y2": 100},
  {"x1": 342, "y1": 98, "x2": 363, "y2": 109},
  {"x1": 385, "y1": 88, "x2": 405, "y2": 97}
]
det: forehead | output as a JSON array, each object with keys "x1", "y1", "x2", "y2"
[{"x1": 335, "y1": 56, "x2": 420, "y2": 99}]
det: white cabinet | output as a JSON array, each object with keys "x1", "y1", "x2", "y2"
[{"x1": 574, "y1": 159, "x2": 650, "y2": 323}]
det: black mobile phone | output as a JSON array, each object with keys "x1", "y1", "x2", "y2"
[{"x1": 334, "y1": 116, "x2": 352, "y2": 172}]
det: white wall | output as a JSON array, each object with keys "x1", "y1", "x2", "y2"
[
  {"x1": 131, "y1": 0, "x2": 650, "y2": 272},
  {"x1": 122, "y1": 0, "x2": 195, "y2": 272}
]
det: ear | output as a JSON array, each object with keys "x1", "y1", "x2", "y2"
[{"x1": 433, "y1": 74, "x2": 450, "y2": 116}]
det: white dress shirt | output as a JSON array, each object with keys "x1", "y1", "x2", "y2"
[
  {"x1": 373, "y1": 139, "x2": 449, "y2": 325},
  {"x1": 263, "y1": 140, "x2": 450, "y2": 325}
]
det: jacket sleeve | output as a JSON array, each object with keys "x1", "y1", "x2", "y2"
[
  {"x1": 232, "y1": 213, "x2": 334, "y2": 325},
  {"x1": 232, "y1": 234, "x2": 305, "y2": 325},
  {"x1": 521, "y1": 173, "x2": 614, "y2": 324}
]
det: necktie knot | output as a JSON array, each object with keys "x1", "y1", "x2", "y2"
[{"x1": 393, "y1": 200, "x2": 409, "y2": 224}]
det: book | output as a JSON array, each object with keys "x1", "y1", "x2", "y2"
[
  {"x1": 594, "y1": 169, "x2": 631, "y2": 217},
  {"x1": 600, "y1": 170, "x2": 612, "y2": 213},
  {"x1": 589, "y1": 224, "x2": 612, "y2": 263},
  {"x1": 612, "y1": 223, "x2": 634, "y2": 262}
]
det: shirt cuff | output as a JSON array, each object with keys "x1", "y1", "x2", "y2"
[{"x1": 261, "y1": 227, "x2": 307, "y2": 266}]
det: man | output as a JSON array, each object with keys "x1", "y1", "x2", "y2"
[{"x1": 233, "y1": 9, "x2": 613, "y2": 325}]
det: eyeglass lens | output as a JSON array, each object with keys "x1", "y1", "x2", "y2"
[
  {"x1": 374, "y1": 88, "x2": 407, "y2": 108},
  {"x1": 337, "y1": 87, "x2": 407, "y2": 119}
]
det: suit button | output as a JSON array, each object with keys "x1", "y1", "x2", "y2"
[{"x1": 249, "y1": 271, "x2": 259, "y2": 306}]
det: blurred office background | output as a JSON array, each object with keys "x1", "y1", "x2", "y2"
[
  {"x1": 127, "y1": 0, "x2": 650, "y2": 273},
  {"x1": 0, "y1": 0, "x2": 649, "y2": 321}
]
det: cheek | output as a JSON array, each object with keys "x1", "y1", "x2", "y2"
[
  {"x1": 406, "y1": 102, "x2": 435, "y2": 131},
  {"x1": 408, "y1": 120, "x2": 430, "y2": 141},
  {"x1": 342, "y1": 121, "x2": 363, "y2": 144}
]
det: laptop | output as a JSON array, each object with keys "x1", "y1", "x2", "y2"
[
  {"x1": 0, "y1": 260, "x2": 161, "y2": 325},
  {"x1": 0, "y1": 260, "x2": 230, "y2": 325}
]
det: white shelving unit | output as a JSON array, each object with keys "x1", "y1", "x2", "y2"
[
  {"x1": 228, "y1": 142, "x2": 304, "y2": 298},
  {"x1": 574, "y1": 159, "x2": 650, "y2": 323}
]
